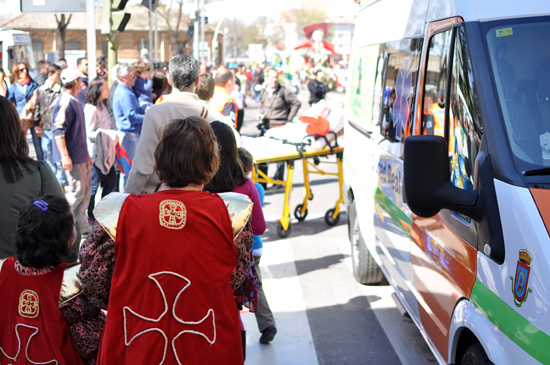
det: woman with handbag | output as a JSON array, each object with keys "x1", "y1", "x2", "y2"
[
  {"x1": 83, "y1": 77, "x2": 117, "y2": 225},
  {"x1": 0, "y1": 96, "x2": 70, "y2": 259},
  {"x1": 7, "y1": 62, "x2": 41, "y2": 160}
]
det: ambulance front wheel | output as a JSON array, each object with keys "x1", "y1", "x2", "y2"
[
  {"x1": 325, "y1": 208, "x2": 340, "y2": 226},
  {"x1": 276, "y1": 222, "x2": 291, "y2": 238},
  {"x1": 294, "y1": 204, "x2": 308, "y2": 221},
  {"x1": 460, "y1": 343, "x2": 491, "y2": 365},
  {"x1": 348, "y1": 200, "x2": 384, "y2": 285}
]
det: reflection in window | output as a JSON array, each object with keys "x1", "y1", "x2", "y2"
[
  {"x1": 449, "y1": 27, "x2": 482, "y2": 191},
  {"x1": 374, "y1": 38, "x2": 422, "y2": 146},
  {"x1": 485, "y1": 19, "x2": 550, "y2": 169},
  {"x1": 423, "y1": 31, "x2": 451, "y2": 136}
]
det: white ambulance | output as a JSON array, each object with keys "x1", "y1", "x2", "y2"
[{"x1": 344, "y1": 0, "x2": 550, "y2": 363}]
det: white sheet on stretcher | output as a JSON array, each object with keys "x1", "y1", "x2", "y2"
[
  {"x1": 241, "y1": 135, "x2": 315, "y2": 161},
  {"x1": 240, "y1": 101, "x2": 344, "y2": 161}
]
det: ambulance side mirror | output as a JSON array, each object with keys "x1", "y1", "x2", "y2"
[{"x1": 404, "y1": 135, "x2": 478, "y2": 218}]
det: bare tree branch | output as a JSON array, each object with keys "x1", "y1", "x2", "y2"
[{"x1": 55, "y1": 14, "x2": 72, "y2": 59}]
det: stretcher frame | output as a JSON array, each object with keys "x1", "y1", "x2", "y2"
[{"x1": 250, "y1": 133, "x2": 345, "y2": 238}]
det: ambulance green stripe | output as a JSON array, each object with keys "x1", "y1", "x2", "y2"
[
  {"x1": 470, "y1": 280, "x2": 550, "y2": 364},
  {"x1": 373, "y1": 187, "x2": 412, "y2": 234},
  {"x1": 343, "y1": 157, "x2": 412, "y2": 234}
]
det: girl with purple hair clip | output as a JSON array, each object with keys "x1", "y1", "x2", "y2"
[{"x1": 0, "y1": 195, "x2": 101, "y2": 364}]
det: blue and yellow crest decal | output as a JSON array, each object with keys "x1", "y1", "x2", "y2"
[{"x1": 509, "y1": 249, "x2": 533, "y2": 307}]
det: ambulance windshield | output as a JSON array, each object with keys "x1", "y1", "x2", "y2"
[{"x1": 484, "y1": 18, "x2": 550, "y2": 171}]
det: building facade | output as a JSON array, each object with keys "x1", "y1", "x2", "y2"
[{"x1": 0, "y1": 6, "x2": 223, "y2": 68}]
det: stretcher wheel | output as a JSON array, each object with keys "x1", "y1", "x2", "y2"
[
  {"x1": 276, "y1": 222, "x2": 291, "y2": 238},
  {"x1": 294, "y1": 204, "x2": 308, "y2": 221},
  {"x1": 308, "y1": 191, "x2": 314, "y2": 201},
  {"x1": 325, "y1": 208, "x2": 340, "y2": 226}
]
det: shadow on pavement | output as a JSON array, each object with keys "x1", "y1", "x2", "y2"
[{"x1": 263, "y1": 214, "x2": 348, "y2": 242}]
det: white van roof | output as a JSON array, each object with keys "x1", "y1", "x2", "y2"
[
  {"x1": 354, "y1": 0, "x2": 550, "y2": 48},
  {"x1": 429, "y1": 0, "x2": 550, "y2": 23}
]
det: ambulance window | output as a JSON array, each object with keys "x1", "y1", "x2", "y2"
[
  {"x1": 449, "y1": 26, "x2": 482, "y2": 191},
  {"x1": 423, "y1": 30, "x2": 452, "y2": 136},
  {"x1": 379, "y1": 38, "x2": 422, "y2": 146}
]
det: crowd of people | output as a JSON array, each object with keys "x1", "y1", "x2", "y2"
[{"x1": 0, "y1": 54, "x2": 298, "y2": 364}]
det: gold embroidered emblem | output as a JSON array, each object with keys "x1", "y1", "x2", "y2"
[
  {"x1": 19, "y1": 290, "x2": 39, "y2": 318},
  {"x1": 159, "y1": 200, "x2": 187, "y2": 230}
]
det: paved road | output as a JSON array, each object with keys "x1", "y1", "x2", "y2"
[
  {"x1": 240, "y1": 89, "x2": 436, "y2": 364},
  {"x1": 26, "y1": 87, "x2": 436, "y2": 364}
]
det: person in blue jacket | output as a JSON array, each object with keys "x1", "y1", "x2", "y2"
[
  {"x1": 8, "y1": 61, "x2": 40, "y2": 159},
  {"x1": 112, "y1": 63, "x2": 145, "y2": 190}
]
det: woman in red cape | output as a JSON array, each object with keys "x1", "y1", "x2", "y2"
[{"x1": 78, "y1": 116, "x2": 253, "y2": 364}]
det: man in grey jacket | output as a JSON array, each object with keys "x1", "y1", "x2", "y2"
[
  {"x1": 124, "y1": 55, "x2": 225, "y2": 195},
  {"x1": 258, "y1": 69, "x2": 301, "y2": 129}
]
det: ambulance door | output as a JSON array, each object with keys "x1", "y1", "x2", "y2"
[
  {"x1": 372, "y1": 38, "x2": 423, "y2": 320},
  {"x1": 410, "y1": 19, "x2": 481, "y2": 360}
]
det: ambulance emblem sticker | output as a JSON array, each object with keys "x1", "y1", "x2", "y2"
[{"x1": 510, "y1": 249, "x2": 533, "y2": 307}]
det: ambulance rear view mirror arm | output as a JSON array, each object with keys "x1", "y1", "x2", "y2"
[{"x1": 403, "y1": 136, "x2": 479, "y2": 218}]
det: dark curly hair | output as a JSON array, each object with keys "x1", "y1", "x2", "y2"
[{"x1": 14, "y1": 195, "x2": 75, "y2": 269}]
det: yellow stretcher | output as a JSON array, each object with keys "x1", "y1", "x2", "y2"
[{"x1": 249, "y1": 132, "x2": 344, "y2": 238}]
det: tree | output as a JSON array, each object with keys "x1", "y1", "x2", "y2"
[
  {"x1": 157, "y1": 0, "x2": 189, "y2": 56},
  {"x1": 225, "y1": 18, "x2": 247, "y2": 59},
  {"x1": 282, "y1": 8, "x2": 329, "y2": 42},
  {"x1": 55, "y1": 14, "x2": 72, "y2": 60},
  {"x1": 243, "y1": 16, "x2": 269, "y2": 48},
  {"x1": 265, "y1": 23, "x2": 285, "y2": 47}
]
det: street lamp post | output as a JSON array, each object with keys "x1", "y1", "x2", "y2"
[
  {"x1": 212, "y1": 16, "x2": 225, "y2": 66},
  {"x1": 223, "y1": 26, "x2": 228, "y2": 65},
  {"x1": 148, "y1": 0, "x2": 153, "y2": 61},
  {"x1": 193, "y1": 0, "x2": 200, "y2": 61}
]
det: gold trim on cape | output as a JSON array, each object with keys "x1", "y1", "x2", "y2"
[
  {"x1": 218, "y1": 192, "x2": 253, "y2": 239},
  {"x1": 59, "y1": 263, "x2": 82, "y2": 305},
  {"x1": 93, "y1": 191, "x2": 252, "y2": 240},
  {"x1": 94, "y1": 192, "x2": 130, "y2": 241}
]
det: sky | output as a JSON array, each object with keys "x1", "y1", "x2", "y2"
[
  {"x1": 177, "y1": 0, "x2": 358, "y2": 25},
  {"x1": 0, "y1": 0, "x2": 358, "y2": 25},
  {"x1": 199, "y1": 0, "x2": 302, "y2": 25}
]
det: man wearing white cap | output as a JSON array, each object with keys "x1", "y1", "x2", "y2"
[{"x1": 52, "y1": 67, "x2": 92, "y2": 234}]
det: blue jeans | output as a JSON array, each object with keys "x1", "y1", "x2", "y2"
[
  {"x1": 87, "y1": 164, "x2": 117, "y2": 221},
  {"x1": 30, "y1": 126, "x2": 44, "y2": 160},
  {"x1": 42, "y1": 129, "x2": 68, "y2": 185},
  {"x1": 120, "y1": 131, "x2": 140, "y2": 191},
  {"x1": 253, "y1": 87, "x2": 261, "y2": 102}
]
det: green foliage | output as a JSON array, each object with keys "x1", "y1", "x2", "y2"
[{"x1": 244, "y1": 16, "x2": 269, "y2": 48}]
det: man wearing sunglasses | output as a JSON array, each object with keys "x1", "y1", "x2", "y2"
[{"x1": 113, "y1": 63, "x2": 145, "y2": 190}]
